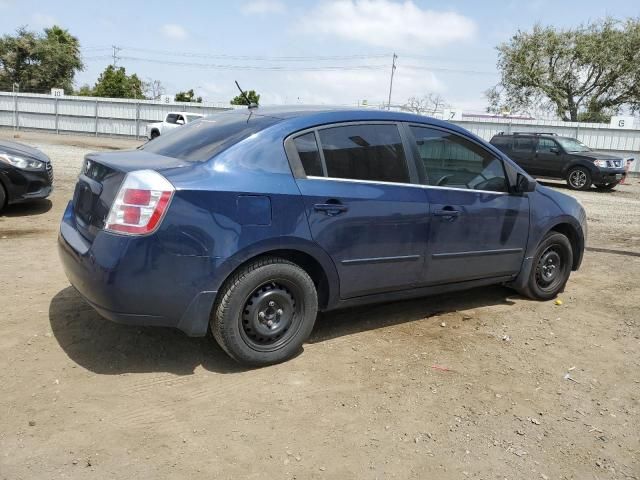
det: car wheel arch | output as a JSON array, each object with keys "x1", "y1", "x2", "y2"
[
  {"x1": 210, "y1": 241, "x2": 340, "y2": 311},
  {"x1": 547, "y1": 221, "x2": 583, "y2": 270},
  {"x1": 563, "y1": 160, "x2": 596, "y2": 177}
]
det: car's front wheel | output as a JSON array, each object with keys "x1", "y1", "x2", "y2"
[
  {"x1": 566, "y1": 167, "x2": 592, "y2": 190},
  {"x1": 520, "y1": 232, "x2": 573, "y2": 300},
  {"x1": 211, "y1": 257, "x2": 318, "y2": 366}
]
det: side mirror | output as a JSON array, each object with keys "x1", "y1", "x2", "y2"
[
  {"x1": 516, "y1": 173, "x2": 536, "y2": 193},
  {"x1": 550, "y1": 147, "x2": 560, "y2": 154},
  {"x1": 176, "y1": 118, "x2": 185, "y2": 125}
]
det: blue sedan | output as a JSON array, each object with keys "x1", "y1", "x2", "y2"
[{"x1": 59, "y1": 107, "x2": 586, "y2": 365}]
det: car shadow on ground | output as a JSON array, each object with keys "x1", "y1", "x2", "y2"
[
  {"x1": 537, "y1": 180, "x2": 622, "y2": 193},
  {"x1": 1, "y1": 199, "x2": 52, "y2": 217},
  {"x1": 50, "y1": 285, "x2": 517, "y2": 376}
]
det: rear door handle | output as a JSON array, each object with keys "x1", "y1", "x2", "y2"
[
  {"x1": 434, "y1": 208, "x2": 461, "y2": 220},
  {"x1": 314, "y1": 203, "x2": 348, "y2": 216}
]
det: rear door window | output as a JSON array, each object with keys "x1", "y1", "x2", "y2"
[
  {"x1": 292, "y1": 132, "x2": 324, "y2": 177},
  {"x1": 165, "y1": 114, "x2": 179, "y2": 124},
  {"x1": 317, "y1": 124, "x2": 409, "y2": 183},
  {"x1": 513, "y1": 137, "x2": 535, "y2": 152}
]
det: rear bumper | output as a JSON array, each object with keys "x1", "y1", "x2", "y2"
[{"x1": 58, "y1": 201, "x2": 217, "y2": 336}]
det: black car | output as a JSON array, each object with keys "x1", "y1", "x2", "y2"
[
  {"x1": 490, "y1": 132, "x2": 627, "y2": 190},
  {"x1": 0, "y1": 139, "x2": 53, "y2": 211}
]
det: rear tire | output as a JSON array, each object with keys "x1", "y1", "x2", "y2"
[
  {"x1": 211, "y1": 257, "x2": 318, "y2": 366},
  {"x1": 520, "y1": 232, "x2": 573, "y2": 300},
  {"x1": 150, "y1": 130, "x2": 160, "y2": 140},
  {"x1": 0, "y1": 182, "x2": 6, "y2": 213},
  {"x1": 566, "y1": 167, "x2": 592, "y2": 190},
  {"x1": 595, "y1": 182, "x2": 619, "y2": 191}
]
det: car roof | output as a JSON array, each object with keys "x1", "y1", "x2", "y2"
[
  {"x1": 203, "y1": 106, "x2": 471, "y2": 136},
  {"x1": 170, "y1": 111, "x2": 204, "y2": 116}
]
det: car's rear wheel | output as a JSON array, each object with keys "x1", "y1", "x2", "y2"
[
  {"x1": 211, "y1": 257, "x2": 318, "y2": 366},
  {"x1": 520, "y1": 232, "x2": 573, "y2": 300},
  {"x1": 0, "y1": 182, "x2": 6, "y2": 213},
  {"x1": 150, "y1": 130, "x2": 160, "y2": 140},
  {"x1": 595, "y1": 182, "x2": 619, "y2": 191},
  {"x1": 566, "y1": 167, "x2": 592, "y2": 190}
]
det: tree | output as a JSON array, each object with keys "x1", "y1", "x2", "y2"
[
  {"x1": 0, "y1": 25, "x2": 83, "y2": 93},
  {"x1": 175, "y1": 89, "x2": 202, "y2": 103},
  {"x1": 403, "y1": 94, "x2": 447, "y2": 116},
  {"x1": 487, "y1": 18, "x2": 640, "y2": 122},
  {"x1": 144, "y1": 79, "x2": 165, "y2": 100},
  {"x1": 75, "y1": 84, "x2": 94, "y2": 96},
  {"x1": 92, "y1": 65, "x2": 144, "y2": 99},
  {"x1": 230, "y1": 89, "x2": 260, "y2": 106}
]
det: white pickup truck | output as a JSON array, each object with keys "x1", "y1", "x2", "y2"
[{"x1": 146, "y1": 112, "x2": 204, "y2": 140}]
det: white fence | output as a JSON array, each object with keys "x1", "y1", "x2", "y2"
[
  {"x1": 1, "y1": 92, "x2": 638, "y2": 173},
  {"x1": 0, "y1": 92, "x2": 232, "y2": 138}
]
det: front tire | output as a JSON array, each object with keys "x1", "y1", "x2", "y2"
[
  {"x1": 520, "y1": 232, "x2": 573, "y2": 300},
  {"x1": 211, "y1": 257, "x2": 318, "y2": 366},
  {"x1": 567, "y1": 167, "x2": 592, "y2": 190}
]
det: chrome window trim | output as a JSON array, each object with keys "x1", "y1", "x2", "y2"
[{"x1": 304, "y1": 175, "x2": 511, "y2": 195}]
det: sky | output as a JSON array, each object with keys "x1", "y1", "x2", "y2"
[{"x1": 0, "y1": 0, "x2": 637, "y2": 112}]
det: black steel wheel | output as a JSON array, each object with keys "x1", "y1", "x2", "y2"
[
  {"x1": 211, "y1": 257, "x2": 318, "y2": 366},
  {"x1": 522, "y1": 232, "x2": 573, "y2": 300}
]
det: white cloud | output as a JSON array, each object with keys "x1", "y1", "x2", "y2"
[
  {"x1": 260, "y1": 67, "x2": 444, "y2": 106},
  {"x1": 241, "y1": 0, "x2": 285, "y2": 14},
  {"x1": 32, "y1": 13, "x2": 58, "y2": 27},
  {"x1": 160, "y1": 24, "x2": 188, "y2": 41},
  {"x1": 298, "y1": 0, "x2": 476, "y2": 50}
]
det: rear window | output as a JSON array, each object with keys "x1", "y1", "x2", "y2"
[{"x1": 142, "y1": 112, "x2": 281, "y2": 162}]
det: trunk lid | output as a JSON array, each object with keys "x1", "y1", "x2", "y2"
[{"x1": 71, "y1": 150, "x2": 188, "y2": 241}]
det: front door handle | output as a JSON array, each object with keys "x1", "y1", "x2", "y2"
[
  {"x1": 434, "y1": 207, "x2": 461, "y2": 220},
  {"x1": 314, "y1": 202, "x2": 348, "y2": 216}
]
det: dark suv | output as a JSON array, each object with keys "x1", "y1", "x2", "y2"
[
  {"x1": 490, "y1": 132, "x2": 626, "y2": 190},
  {"x1": 59, "y1": 108, "x2": 586, "y2": 366}
]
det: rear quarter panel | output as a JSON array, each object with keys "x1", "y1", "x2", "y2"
[{"x1": 162, "y1": 125, "x2": 340, "y2": 306}]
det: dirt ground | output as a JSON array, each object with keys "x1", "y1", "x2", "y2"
[{"x1": 1, "y1": 130, "x2": 639, "y2": 479}]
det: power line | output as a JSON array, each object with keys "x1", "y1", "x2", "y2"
[
  {"x1": 115, "y1": 56, "x2": 389, "y2": 71},
  {"x1": 402, "y1": 64, "x2": 497, "y2": 75},
  {"x1": 108, "y1": 46, "x2": 392, "y2": 62}
]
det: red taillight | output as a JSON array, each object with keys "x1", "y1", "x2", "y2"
[
  {"x1": 105, "y1": 170, "x2": 175, "y2": 235},
  {"x1": 123, "y1": 188, "x2": 151, "y2": 206}
]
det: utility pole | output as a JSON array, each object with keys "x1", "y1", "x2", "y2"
[
  {"x1": 112, "y1": 45, "x2": 121, "y2": 67},
  {"x1": 387, "y1": 53, "x2": 397, "y2": 111}
]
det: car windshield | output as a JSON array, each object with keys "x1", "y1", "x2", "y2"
[
  {"x1": 141, "y1": 111, "x2": 281, "y2": 162},
  {"x1": 186, "y1": 114, "x2": 203, "y2": 122},
  {"x1": 556, "y1": 137, "x2": 591, "y2": 152}
]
